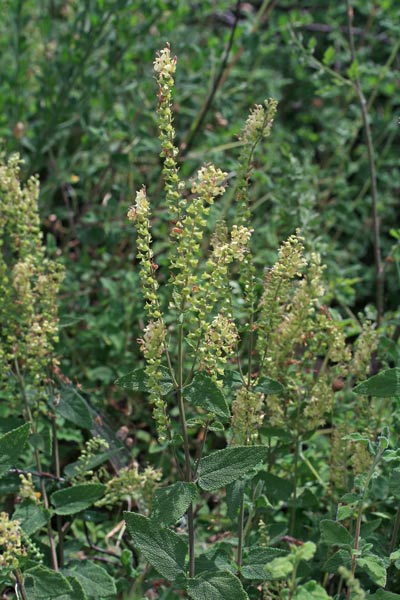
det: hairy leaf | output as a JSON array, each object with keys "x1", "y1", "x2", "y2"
[
  {"x1": 0, "y1": 422, "x2": 30, "y2": 477},
  {"x1": 320, "y1": 519, "x2": 353, "y2": 547},
  {"x1": 187, "y1": 570, "x2": 249, "y2": 600},
  {"x1": 185, "y1": 373, "x2": 230, "y2": 419},
  {"x1": 62, "y1": 561, "x2": 116, "y2": 598},
  {"x1": 124, "y1": 511, "x2": 186, "y2": 580},
  {"x1": 152, "y1": 482, "x2": 198, "y2": 526},
  {"x1": 198, "y1": 446, "x2": 265, "y2": 491},
  {"x1": 115, "y1": 367, "x2": 173, "y2": 395},
  {"x1": 353, "y1": 368, "x2": 400, "y2": 397}
]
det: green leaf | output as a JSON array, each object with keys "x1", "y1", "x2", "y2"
[
  {"x1": 353, "y1": 368, "x2": 400, "y2": 397},
  {"x1": 58, "y1": 577, "x2": 88, "y2": 600},
  {"x1": 320, "y1": 520, "x2": 353, "y2": 547},
  {"x1": 187, "y1": 570, "x2": 249, "y2": 600},
  {"x1": 322, "y1": 549, "x2": 352, "y2": 573},
  {"x1": 337, "y1": 503, "x2": 356, "y2": 521},
  {"x1": 358, "y1": 554, "x2": 387, "y2": 587},
  {"x1": 368, "y1": 591, "x2": 400, "y2": 600},
  {"x1": 254, "y1": 377, "x2": 284, "y2": 395},
  {"x1": 55, "y1": 387, "x2": 93, "y2": 429},
  {"x1": 257, "y1": 472, "x2": 292, "y2": 502},
  {"x1": 115, "y1": 367, "x2": 173, "y2": 395},
  {"x1": 185, "y1": 373, "x2": 230, "y2": 419},
  {"x1": 197, "y1": 446, "x2": 265, "y2": 491},
  {"x1": 226, "y1": 479, "x2": 245, "y2": 521},
  {"x1": 124, "y1": 511, "x2": 186, "y2": 580},
  {"x1": 389, "y1": 468, "x2": 400, "y2": 498},
  {"x1": 62, "y1": 561, "x2": 116, "y2": 598},
  {"x1": 13, "y1": 501, "x2": 51, "y2": 535},
  {"x1": 264, "y1": 556, "x2": 293, "y2": 579},
  {"x1": 51, "y1": 483, "x2": 106, "y2": 515},
  {"x1": 57, "y1": 577, "x2": 89, "y2": 600},
  {"x1": 242, "y1": 547, "x2": 286, "y2": 580},
  {"x1": 24, "y1": 565, "x2": 73, "y2": 598},
  {"x1": 322, "y1": 46, "x2": 335, "y2": 67},
  {"x1": 151, "y1": 482, "x2": 198, "y2": 526},
  {"x1": 293, "y1": 580, "x2": 330, "y2": 599},
  {"x1": 0, "y1": 422, "x2": 30, "y2": 477},
  {"x1": 296, "y1": 541, "x2": 316, "y2": 562}
]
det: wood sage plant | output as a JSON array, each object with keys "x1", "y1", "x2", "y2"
[{"x1": 120, "y1": 45, "x2": 352, "y2": 599}]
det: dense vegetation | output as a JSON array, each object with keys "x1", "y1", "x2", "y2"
[{"x1": 0, "y1": 1, "x2": 399, "y2": 599}]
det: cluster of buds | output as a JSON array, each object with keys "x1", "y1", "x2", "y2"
[
  {"x1": 96, "y1": 463, "x2": 161, "y2": 514},
  {"x1": 198, "y1": 313, "x2": 239, "y2": 378},
  {"x1": 18, "y1": 472, "x2": 40, "y2": 504},
  {"x1": 154, "y1": 45, "x2": 186, "y2": 234},
  {"x1": 0, "y1": 154, "x2": 64, "y2": 396},
  {"x1": 231, "y1": 386, "x2": 264, "y2": 444},
  {"x1": 73, "y1": 437, "x2": 110, "y2": 482},
  {"x1": 127, "y1": 186, "x2": 161, "y2": 320},
  {"x1": 170, "y1": 164, "x2": 227, "y2": 309},
  {"x1": 0, "y1": 512, "x2": 25, "y2": 569}
]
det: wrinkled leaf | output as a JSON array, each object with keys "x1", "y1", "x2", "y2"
[
  {"x1": 254, "y1": 377, "x2": 284, "y2": 395},
  {"x1": 198, "y1": 446, "x2": 265, "y2": 491},
  {"x1": 115, "y1": 367, "x2": 173, "y2": 395},
  {"x1": 58, "y1": 577, "x2": 88, "y2": 600},
  {"x1": 320, "y1": 519, "x2": 353, "y2": 547},
  {"x1": 124, "y1": 511, "x2": 186, "y2": 581},
  {"x1": 358, "y1": 554, "x2": 387, "y2": 587},
  {"x1": 185, "y1": 373, "x2": 230, "y2": 419},
  {"x1": 24, "y1": 565, "x2": 72, "y2": 598},
  {"x1": 292, "y1": 580, "x2": 330, "y2": 599},
  {"x1": 242, "y1": 547, "x2": 286, "y2": 580},
  {"x1": 264, "y1": 556, "x2": 293, "y2": 579},
  {"x1": 0, "y1": 423, "x2": 30, "y2": 477},
  {"x1": 13, "y1": 501, "x2": 50, "y2": 535},
  {"x1": 353, "y1": 368, "x2": 400, "y2": 397},
  {"x1": 151, "y1": 482, "x2": 197, "y2": 526},
  {"x1": 322, "y1": 549, "x2": 352, "y2": 573},
  {"x1": 187, "y1": 570, "x2": 249, "y2": 600},
  {"x1": 62, "y1": 561, "x2": 116, "y2": 598},
  {"x1": 368, "y1": 591, "x2": 400, "y2": 600}
]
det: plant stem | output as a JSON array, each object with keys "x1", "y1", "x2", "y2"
[
  {"x1": 177, "y1": 322, "x2": 195, "y2": 577},
  {"x1": 289, "y1": 432, "x2": 300, "y2": 537},
  {"x1": 288, "y1": 562, "x2": 298, "y2": 600},
  {"x1": 14, "y1": 360, "x2": 59, "y2": 571},
  {"x1": 14, "y1": 569, "x2": 28, "y2": 600},
  {"x1": 345, "y1": 0, "x2": 383, "y2": 325},
  {"x1": 346, "y1": 442, "x2": 386, "y2": 600},
  {"x1": 52, "y1": 416, "x2": 64, "y2": 568},
  {"x1": 237, "y1": 492, "x2": 245, "y2": 573}
]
